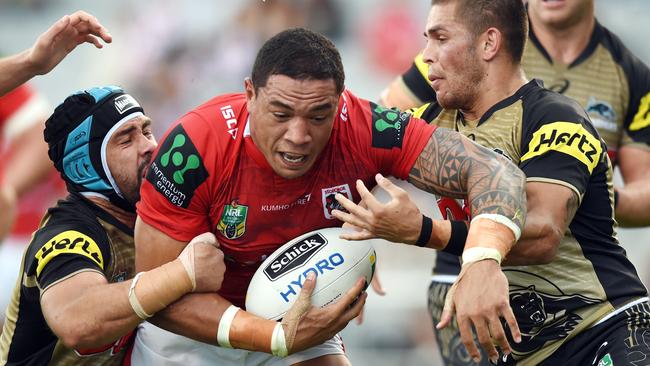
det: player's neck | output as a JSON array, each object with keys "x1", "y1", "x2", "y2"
[
  {"x1": 86, "y1": 196, "x2": 137, "y2": 229},
  {"x1": 461, "y1": 66, "x2": 527, "y2": 122},
  {"x1": 530, "y1": 13, "x2": 596, "y2": 65}
]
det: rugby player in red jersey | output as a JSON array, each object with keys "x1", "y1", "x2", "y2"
[{"x1": 132, "y1": 28, "x2": 527, "y2": 366}]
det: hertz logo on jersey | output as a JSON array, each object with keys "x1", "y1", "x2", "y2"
[
  {"x1": 521, "y1": 122, "x2": 603, "y2": 173},
  {"x1": 35, "y1": 231, "x2": 104, "y2": 277},
  {"x1": 630, "y1": 92, "x2": 650, "y2": 132}
]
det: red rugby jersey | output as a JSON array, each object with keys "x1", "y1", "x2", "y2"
[
  {"x1": 0, "y1": 84, "x2": 62, "y2": 238},
  {"x1": 138, "y1": 89, "x2": 435, "y2": 306}
]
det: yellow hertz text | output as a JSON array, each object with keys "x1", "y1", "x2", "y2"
[
  {"x1": 630, "y1": 92, "x2": 650, "y2": 131},
  {"x1": 521, "y1": 121, "x2": 602, "y2": 173},
  {"x1": 36, "y1": 230, "x2": 104, "y2": 277}
]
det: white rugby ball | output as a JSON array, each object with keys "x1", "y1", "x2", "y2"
[{"x1": 245, "y1": 227, "x2": 376, "y2": 320}]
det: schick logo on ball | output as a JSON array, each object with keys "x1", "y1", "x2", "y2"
[
  {"x1": 279, "y1": 252, "x2": 345, "y2": 303},
  {"x1": 264, "y1": 233, "x2": 327, "y2": 281}
]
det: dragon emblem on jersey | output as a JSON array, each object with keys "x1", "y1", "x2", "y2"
[
  {"x1": 321, "y1": 184, "x2": 352, "y2": 220},
  {"x1": 586, "y1": 97, "x2": 617, "y2": 132},
  {"x1": 500, "y1": 270, "x2": 600, "y2": 362},
  {"x1": 217, "y1": 200, "x2": 248, "y2": 239}
]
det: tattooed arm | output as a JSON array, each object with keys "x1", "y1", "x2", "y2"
[{"x1": 408, "y1": 127, "x2": 526, "y2": 237}]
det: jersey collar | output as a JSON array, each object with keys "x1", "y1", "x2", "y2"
[{"x1": 528, "y1": 18, "x2": 603, "y2": 69}]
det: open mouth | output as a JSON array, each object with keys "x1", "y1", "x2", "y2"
[{"x1": 280, "y1": 152, "x2": 307, "y2": 165}]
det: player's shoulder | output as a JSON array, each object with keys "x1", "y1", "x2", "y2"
[
  {"x1": 406, "y1": 102, "x2": 443, "y2": 123},
  {"x1": 597, "y1": 22, "x2": 650, "y2": 79},
  {"x1": 24, "y1": 195, "x2": 110, "y2": 279},
  {"x1": 178, "y1": 93, "x2": 247, "y2": 139},
  {"x1": 522, "y1": 79, "x2": 592, "y2": 129}
]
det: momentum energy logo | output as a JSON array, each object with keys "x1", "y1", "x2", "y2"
[
  {"x1": 264, "y1": 233, "x2": 328, "y2": 281},
  {"x1": 370, "y1": 102, "x2": 410, "y2": 149},
  {"x1": 146, "y1": 124, "x2": 208, "y2": 208},
  {"x1": 521, "y1": 121, "x2": 602, "y2": 173}
]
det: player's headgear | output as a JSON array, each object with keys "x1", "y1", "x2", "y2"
[{"x1": 44, "y1": 86, "x2": 144, "y2": 212}]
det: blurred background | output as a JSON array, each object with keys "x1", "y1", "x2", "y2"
[{"x1": 0, "y1": 0, "x2": 649, "y2": 365}]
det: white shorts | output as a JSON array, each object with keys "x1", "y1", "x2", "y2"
[{"x1": 130, "y1": 321, "x2": 346, "y2": 366}]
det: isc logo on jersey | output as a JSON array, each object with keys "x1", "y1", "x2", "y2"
[
  {"x1": 521, "y1": 121, "x2": 603, "y2": 173},
  {"x1": 35, "y1": 231, "x2": 104, "y2": 277}
]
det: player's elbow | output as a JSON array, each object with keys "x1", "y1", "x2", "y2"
[
  {"x1": 56, "y1": 319, "x2": 105, "y2": 349},
  {"x1": 528, "y1": 227, "x2": 563, "y2": 264}
]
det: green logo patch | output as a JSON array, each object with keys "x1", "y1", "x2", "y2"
[
  {"x1": 146, "y1": 124, "x2": 208, "y2": 208},
  {"x1": 597, "y1": 353, "x2": 613, "y2": 366},
  {"x1": 370, "y1": 102, "x2": 410, "y2": 149},
  {"x1": 217, "y1": 201, "x2": 248, "y2": 239}
]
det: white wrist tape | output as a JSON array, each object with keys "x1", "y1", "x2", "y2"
[
  {"x1": 462, "y1": 247, "x2": 502, "y2": 266},
  {"x1": 271, "y1": 322, "x2": 289, "y2": 357},
  {"x1": 217, "y1": 305, "x2": 241, "y2": 348},
  {"x1": 471, "y1": 213, "x2": 521, "y2": 241},
  {"x1": 128, "y1": 272, "x2": 153, "y2": 319}
]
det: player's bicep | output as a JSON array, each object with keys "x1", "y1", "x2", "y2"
[
  {"x1": 135, "y1": 217, "x2": 187, "y2": 272},
  {"x1": 41, "y1": 271, "x2": 107, "y2": 335},
  {"x1": 527, "y1": 181, "x2": 579, "y2": 234}
]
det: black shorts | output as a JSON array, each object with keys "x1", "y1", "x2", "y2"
[
  {"x1": 428, "y1": 279, "x2": 491, "y2": 366},
  {"x1": 539, "y1": 300, "x2": 650, "y2": 366}
]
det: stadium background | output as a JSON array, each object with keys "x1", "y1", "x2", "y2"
[{"x1": 0, "y1": 0, "x2": 648, "y2": 364}]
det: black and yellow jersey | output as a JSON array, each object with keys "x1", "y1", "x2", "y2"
[
  {"x1": 400, "y1": 21, "x2": 650, "y2": 277},
  {"x1": 0, "y1": 193, "x2": 135, "y2": 366},
  {"x1": 410, "y1": 80, "x2": 648, "y2": 365}
]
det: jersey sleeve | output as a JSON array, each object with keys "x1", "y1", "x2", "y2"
[
  {"x1": 400, "y1": 53, "x2": 437, "y2": 105},
  {"x1": 620, "y1": 46, "x2": 650, "y2": 148},
  {"x1": 137, "y1": 112, "x2": 215, "y2": 242},
  {"x1": 25, "y1": 223, "x2": 111, "y2": 291},
  {"x1": 343, "y1": 90, "x2": 436, "y2": 179},
  {"x1": 519, "y1": 96, "x2": 605, "y2": 198}
]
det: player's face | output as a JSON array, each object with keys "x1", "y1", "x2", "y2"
[
  {"x1": 528, "y1": 0, "x2": 594, "y2": 30},
  {"x1": 421, "y1": 2, "x2": 484, "y2": 111},
  {"x1": 105, "y1": 116, "x2": 157, "y2": 204},
  {"x1": 246, "y1": 75, "x2": 340, "y2": 180}
]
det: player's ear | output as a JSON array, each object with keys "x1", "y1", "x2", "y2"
[
  {"x1": 244, "y1": 78, "x2": 256, "y2": 102},
  {"x1": 480, "y1": 27, "x2": 501, "y2": 62}
]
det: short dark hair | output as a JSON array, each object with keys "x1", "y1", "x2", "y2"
[
  {"x1": 251, "y1": 28, "x2": 345, "y2": 94},
  {"x1": 431, "y1": 0, "x2": 528, "y2": 64}
]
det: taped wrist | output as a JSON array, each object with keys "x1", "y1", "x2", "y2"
[
  {"x1": 127, "y1": 259, "x2": 193, "y2": 319},
  {"x1": 225, "y1": 309, "x2": 277, "y2": 353},
  {"x1": 464, "y1": 214, "x2": 518, "y2": 258}
]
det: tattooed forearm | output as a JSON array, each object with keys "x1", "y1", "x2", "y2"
[{"x1": 408, "y1": 127, "x2": 527, "y2": 231}]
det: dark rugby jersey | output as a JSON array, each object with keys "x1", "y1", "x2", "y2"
[
  {"x1": 0, "y1": 193, "x2": 135, "y2": 366},
  {"x1": 399, "y1": 21, "x2": 650, "y2": 277},
  {"x1": 410, "y1": 80, "x2": 647, "y2": 365}
]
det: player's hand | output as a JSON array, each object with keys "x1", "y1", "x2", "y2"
[
  {"x1": 178, "y1": 232, "x2": 225, "y2": 293},
  {"x1": 0, "y1": 185, "x2": 18, "y2": 242},
  {"x1": 282, "y1": 274, "x2": 367, "y2": 354},
  {"x1": 27, "y1": 11, "x2": 112, "y2": 75},
  {"x1": 355, "y1": 270, "x2": 385, "y2": 325},
  {"x1": 437, "y1": 260, "x2": 521, "y2": 364},
  {"x1": 332, "y1": 173, "x2": 422, "y2": 244}
]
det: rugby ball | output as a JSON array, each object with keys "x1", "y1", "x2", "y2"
[{"x1": 245, "y1": 227, "x2": 376, "y2": 320}]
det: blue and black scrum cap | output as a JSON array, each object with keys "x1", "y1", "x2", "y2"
[{"x1": 44, "y1": 86, "x2": 144, "y2": 211}]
